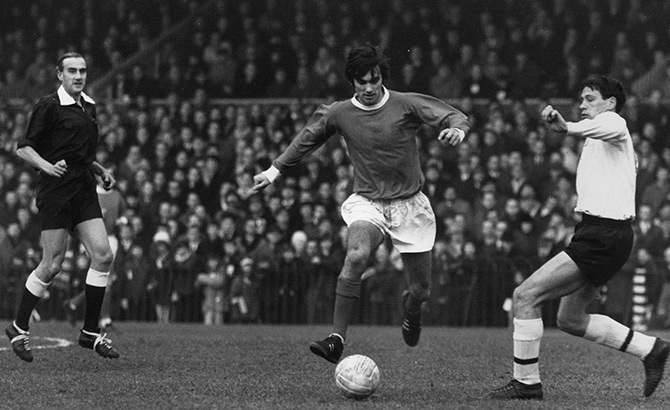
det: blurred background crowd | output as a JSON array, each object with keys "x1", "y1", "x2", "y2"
[{"x1": 1, "y1": 0, "x2": 670, "y2": 331}]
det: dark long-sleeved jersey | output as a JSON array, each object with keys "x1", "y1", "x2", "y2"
[{"x1": 273, "y1": 89, "x2": 470, "y2": 200}]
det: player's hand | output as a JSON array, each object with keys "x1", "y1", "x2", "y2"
[
  {"x1": 102, "y1": 172, "x2": 116, "y2": 190},
  {"x1": 438, "y1": 128, "x2": 464, "y2": 146},
  {"x1": 541, "y1": 105, "x2": 568, "y2": 133},
  {"x1": 541, "y1": 105, "x2": 558, "y2": 121},
  {"x1": 46, "y1": 159, "x2": 68, "y2": 177},
  {"x1": 252, "y1": 173, "x2": 271, "y2": 191}
]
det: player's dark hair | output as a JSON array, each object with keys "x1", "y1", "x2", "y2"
[
  {"x1": 344, "y1": 43, "x2": 390, "y2": 85},
  {"x1": 580, "y1": 75, "x2": 627, "y2": 113},
  {"x1": 57, "y1": 52, "x2": 84, "y2": 72}
]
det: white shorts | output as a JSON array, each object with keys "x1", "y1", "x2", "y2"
[{"x1": 340, "y1": 192, "x2": 436, "y2": 253}]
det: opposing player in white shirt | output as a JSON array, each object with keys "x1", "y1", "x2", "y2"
[{"x1": 487, "y1": 75, "x2": 670, "y2": 400}]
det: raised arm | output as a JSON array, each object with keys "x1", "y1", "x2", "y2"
[{"x1": 253, "y1": 103, "x2": 337, "y2": 191}]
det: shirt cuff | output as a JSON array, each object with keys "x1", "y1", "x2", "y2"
[
  {"x1": 262, "y1": 165, "x2": 280, "y2": 183},
  {"x1": 455, "y1": 128, "x2": 465, "y2": 143}
]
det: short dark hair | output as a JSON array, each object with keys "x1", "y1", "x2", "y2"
[
  {"x1": 344, "y1": 43, "x2": 390, "y2": 85},
  {"x1": 57, "y1": 52, "x2": 84, "y2": 72},
  {"x1": 580, "y1": 75, "x2": 627, "y2": 113}
]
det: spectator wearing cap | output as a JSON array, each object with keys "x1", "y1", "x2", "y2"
[
  {"x1": 200, "y1": 153, "x2": 226, "y2": 214},
  {"x1": 148, "y1": 229, "x2": 174, "y2": 323},
  {"x1": 196, "y1": 254, "x2": 226, "y2": 325},
  {"x1": 110, "y1": 221, "x2": 136, "y2": 318},
  {"x1": 229, "y1": 257, "x2": 260, "y2": 323},
  {"x1": 116, "y1": 242, "x2": 152, "y2": 321},
  {"x1": 296, "y1": 200, "x2": 319, "y2": 239},
  {"x1": 170, "y1": 240, "x2": 201, "y2": 323},
  {"x1": 238, "y1": 218, "x2": 262, "y2": 256}
]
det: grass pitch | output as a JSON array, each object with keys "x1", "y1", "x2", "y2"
[{"x1": 1, "y1": 322, "x2": 669, "y2": 409}]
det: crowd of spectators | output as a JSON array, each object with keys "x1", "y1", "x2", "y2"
[
  {"x1": 0, "y1": 0, "x2": 670, "y2": 330},
  {"x1": 1, "y1": 92, "x2": 669, "y2": 330},
  {"x1": 2, "y1": 0, "x2": 670, "y2": 103}
]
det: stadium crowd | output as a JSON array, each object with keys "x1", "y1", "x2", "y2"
[{"x1": 1, "y1": 0, "x2": 670, "y2": 330}]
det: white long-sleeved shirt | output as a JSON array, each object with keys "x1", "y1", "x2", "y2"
[{"x1": 566, "y1": 111, "x2": 636, "y2": 220}]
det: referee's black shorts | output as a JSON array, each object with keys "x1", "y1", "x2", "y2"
[
  {"x1": 564, "y1": 214, "x2": 633, "y2": 286},
  {"x1": 36, "y1": 168, "x2": 102, "y2": 231}
]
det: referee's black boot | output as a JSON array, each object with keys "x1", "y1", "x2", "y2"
[
  {"x1": 5, "y1": 322, "x2": 33, "y2": 362},
  {"x1": 79, "y1": 329, "x2": 120, "y2": 359},
  {"x1": 643, "y1": 338, "x2": 670, "y2": 397}
]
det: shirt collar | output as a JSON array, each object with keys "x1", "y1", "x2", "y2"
[
  {"x1": 350, "y1": 86, "x2": 389, "y2": 111},
  {"x1": 57, "y1": 85, "x2": 95, "y2": 106}
]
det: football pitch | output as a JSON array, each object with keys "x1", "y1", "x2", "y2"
[{"x1": 1, "y1": 322, "x2": 669, "y2": 410}]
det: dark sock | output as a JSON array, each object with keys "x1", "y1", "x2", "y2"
[
  {"x1": 405, "y1": 293, "x2": 422, "y2": 315},
  {"x1": 83, "y1": 285, "x2": 106, "y2": 333},
  {"x1": 15, "y1": 289, "x2": 41, "y2": 331},
  {"x1": 332, "y1": 294, "x2": 358, "y2": 340}
]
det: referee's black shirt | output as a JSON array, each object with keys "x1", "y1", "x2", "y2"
[{"x1": 17, "y1": 86, "x2": 99, "y2": 168}]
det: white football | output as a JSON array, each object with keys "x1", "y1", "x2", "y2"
[{"x1": 334, "y1": 354, "x2": 380, "y2": 400}]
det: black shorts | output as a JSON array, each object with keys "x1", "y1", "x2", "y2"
[
  {"x1": 36, "y1": 168, "x2": 102, "y2": 231},
  {"x1": 564, "y1": 214, "x2": 633, "y2": 286}
]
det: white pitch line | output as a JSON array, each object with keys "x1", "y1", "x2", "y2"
[{"x1": 0, "y1": 336, "x2": 73, "y2": 351}]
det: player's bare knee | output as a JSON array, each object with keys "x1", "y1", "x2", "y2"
[
  {"x1": 556, "y1": 312, "x2": 588, "y2": 336},
  {"x1": 93, "y1": 247, "x2": 114, "y2": 269},
  {"x1": 45, "y1": 256, "x2": 65, "y2": 278},
  {"x1": 512, "y1": 285, "x2": 526, "y2": 306},
  {"x1": 512, "y1": 285, "x2": 537, "y2": 312},
  {"x1": 102, "y1": 249, "x2": 114, "y2": 266}
]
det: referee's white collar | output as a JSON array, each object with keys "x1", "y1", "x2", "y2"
[
  {"x1": 350, "y1": 86, "x2": 389, "y2": 111},
  {"x1": 57, "y1": 85, "x2": 95, "y2": 106}
]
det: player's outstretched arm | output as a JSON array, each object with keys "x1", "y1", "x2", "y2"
[
  {"x1": 252, "y1": 173, "x2": 271, "y2": 191},
  {"x1": 437, "y1": 128, "x2": 466, "y2": 146},
  {"x1": 253, "y1": 165, "x2": 281, "y2": 191},
  {"x1": 541, "y1": 105, "x2": 568, "y2": 133}
]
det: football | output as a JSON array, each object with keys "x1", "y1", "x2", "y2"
[{"x1": 334, "y1": 354, "x2": 380, "y2": 400}]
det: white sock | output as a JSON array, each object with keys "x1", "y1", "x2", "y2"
[
  {"x1": 85, "y1": 268, "x2": 109, "y2": 287},
  {"x1": 12, "y1": 321, "x2": 28, "y2": 334},
  {"x1": 583, "y1": 314, "x2": 655, "y2": 359},
  {"x1": 513, "y1": 318, "x2": 543, "y2": 385},
  {"x1": 25, "y1": 272, "x2": 49, "y2": 298}
]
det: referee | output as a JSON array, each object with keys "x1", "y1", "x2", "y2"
[{"x1": 4, "y1": 52, "x2": 119, "y2": 362}]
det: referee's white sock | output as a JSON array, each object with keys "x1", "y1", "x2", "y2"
[
  {"x1": 513, "y1": 317, "x2": 543, "y2": 385},
  {"x1": 583, "y1": 314, "x2": 655, "y2": 359}
]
